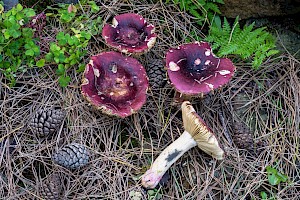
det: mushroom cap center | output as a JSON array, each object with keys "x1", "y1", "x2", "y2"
[
  {"x1": 117, "y1": 27, "x2": 144, "y2": 45},
  {"x1": 102, "y1": 76, "x2": 131, "y2": 99},
  {"x1": 179, "y1": 55, "x2": 215, "y2": 79},
  {"x1": 96, "y1": 63, "x2": 136, "y2": 102}
]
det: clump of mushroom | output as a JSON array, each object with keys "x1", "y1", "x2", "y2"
[
  {"x1": 166, "y1": 41, "x2": 236, "y2": 97},
  {"x1": 81, "y1": 51, "x2": 149, "y2": 118},
  {"x1": 141, "y1": 101, "x2": 224, "y2": 189},
  {"x1": 102, "y1": 13, "x2": 157, "y2": 54}
]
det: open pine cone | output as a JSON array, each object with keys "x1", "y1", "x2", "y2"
[
  {"x1": 39, "y1": 174, "x2": 62, "y2": 200},
  {"x1": 30, "y1": 108, "x2": 66, "y2": 137},
  {"x1": 52, "y1": 143, "x2": 90, "y2": 169},
  {"x1": 232, "y1": 120, "x2": 254, "y2": 151}
]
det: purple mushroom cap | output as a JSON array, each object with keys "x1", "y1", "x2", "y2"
[
  {"x1": 81, "y1": 51, "x2": 149, "y2": 118},
  {"x1": 102, "y1": 13, "x2": 157, "y2": 54},
  {"x1": 166, "y1": 42, "x2": 236, "y2": 96}
]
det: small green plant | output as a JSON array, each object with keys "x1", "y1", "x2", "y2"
[
  {"x1": 45, "y1": 1, "x2": 102, "y2": 87},
  {"x1": 147, "y1": 188, "x2": 162, "y2": 200},
  {"x1": 45, "y1": 30, "x2": 91, "y2": 87},
  {"x1": 266, "y1": 166, "x2": 288, "y2": 185},
  {"x1": 259, "y1": 166, "x2": 288, "y2": 200},
  {"x1": 260, "y1": 191, "x2": 276, "y2": 200},
  {"x1": 205, "y1": 17, "x2": 279, "y2": 69},
  {"x1": 165, "y1": 0, "x2": 224, "y2": 26},
  {"x1": 0, "y1": 3, "x2": 44, "y2": 86}
]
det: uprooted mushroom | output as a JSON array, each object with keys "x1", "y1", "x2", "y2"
[
  {"x1": 81, "y1": 51, "x2": 149, "y2": 118},
  {"x1": 166, "y1": 41, "x2": 236, "y2": 97},
  {"x1": 141, "y1": 101, "x2": 224, "y2": 189},
  {"x1": 102, "y1": 13, "x2": 157, "y2": 54}
]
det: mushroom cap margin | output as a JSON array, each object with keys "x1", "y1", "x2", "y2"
[{"x1": 181, "y1": 101, "x2": 225, "y2": 160}]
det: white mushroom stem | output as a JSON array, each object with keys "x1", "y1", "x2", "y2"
[{"x1": 141, "y1": 131, "x2": 197, "y2": 189}]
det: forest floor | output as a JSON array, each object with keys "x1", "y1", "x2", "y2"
[{"x1": 1, "y1": 0, "x2": 299, "y2": 199}]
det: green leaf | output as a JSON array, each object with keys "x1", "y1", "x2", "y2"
[
  {"x1": 60, "y1": 11, "x2": 75, "y2": 23},
  {"x1": 4, "y1": 30, "x2": 11, "y2": 39},
  {"x1": 24, "y1": 43, "x2": 32, "y2": 49},
  {"x1": 36, "y1": 59, "x2": 45, "y2": 67},
  {"x1": 25, "y1": 9, "x2": 36, "y2": 17},
  {"x1": 56, "y1": 32, "x2": 65, "y2": 40},
  {"x1": 266, "y1": 166, "x2": 288, "y2": 186},
  {"x1": 45, "y1": 53, "x2": 53, "y2": 62},
  {"x1": 89, "y1": 1, "x2": 100, "y2": 13},
  {"x1": 213, "y1": 15, "x2": 222, "y2": 31},
  {"x1": 189, "y1": 9, "x2": 201, "y2": 19},
  {"x1": 54, "y1": 57, "x2": 60, "y2": 64},
  {"x1": 56, "y1": 64, "x2": 65, "y2": 75},
  {"x1": 58, "y1": 75, "x2": 71, "y2": 87},
  {"x1": 59, "y1": 34, "x2": 70, "y2": 45},
  {"x1": 25, "y1": 49, "x2": 34, "y2": 56},
  {"x1": 260, "y1": 191, "x2": 268, "y2": 199},
  {"x1": 15, "y1": 12, "x2": 25, "y2": 20},
  {"x1": 50, "y1": 43, "x2": 61, "y2": 52},
  {"x1": 204, "y1": 2, "x2": 221, "y2": 14},
  {"x1": 11, "y1": 30, "x2": 21, "y2": 38},
  {"x1": 268, "y1": 173, "x2": 279, "y2": 185},
  {"x1": 276, "y1": 171, "x2": 288, "y2": 183},
  {"x1": 57, "y1": 53, "x2": 66, "y2": 63},
  {"x1": 147, "y1": 190, "x2": 155, "y2": 196},
  {"x1": 81, "y1": 31, "x2": 91, "y2": 40},
  {"x1": 16, "y1": 4, "x2": 23, "y2": 11},
  {"x1": 32, "y1": 45, "x2": 40, "y2": 54},
  {"x1": 58, "y1": 38, "x2": 67, "y2": 46},
  {"x1": 266, "y1": 49, "x2": 279, "y2": 57},
  {"x1": 76, "y1": 64, "x2": 86, "y2": 73},
  {"x1": 68, "y1": 36, "x2": 80, "y2": 46},
  {"x1": 67, "y1": 36, "x2": 76, "y2": 45},
  {"x1": 69, "y1": 57, "x2": 78, "y2": 65},
  {"x1": 22, "y1": 28, "x2": 34, "y2": 38}
]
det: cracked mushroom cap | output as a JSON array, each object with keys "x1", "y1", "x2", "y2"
[
  {"x1": 102, "y1": 13, "x2": 157, "y2": 54},
  {"x1": 166, "y1": 42, "x2": 236, "y2": 96},
  {"x1": 182, "y1": 101, "x2": 224, "y2": 160},
  {"x1": 81, "y1": 51, "x2": 148, "y2": 118}
]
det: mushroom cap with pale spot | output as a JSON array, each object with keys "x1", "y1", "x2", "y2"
[
  {"x1": 166, "y1": 42, "x2": 236, "y2": 96},
  {"x1": 181, "y1": 101, "x2": 225, "y2": 160},
  {"x1": 102, "y1": 13, "x2": 157, "y2": 54},
  {"x1": 81, "y1": 51, "x2": 148, "y2": 118}
]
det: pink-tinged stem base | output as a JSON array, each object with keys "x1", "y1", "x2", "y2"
[{"x1": 141, "y1": 131, "x2": 196, "y2": 189}]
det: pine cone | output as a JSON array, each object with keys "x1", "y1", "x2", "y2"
[
  {"x1": 147, "y1": 59, "x2": 166, "y2": 89},
  {"x1": 30, "y1": 108, "x2": 66, "y2": 137},
  {"x1": 39, "y1": 174, "x2": 62, "y2": 200},
  {"x1": 254, "y1": 139, "x2": 267, "y2": 155},
  {"x1": 52, "y1": 143, "x2": 90, "y2": 169},
  {"x1": 232, "y1": 121, "x2": 254, "y2": 151}
]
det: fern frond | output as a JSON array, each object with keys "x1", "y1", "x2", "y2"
[
  {"x1": 189, "y1": 8, "x2": 202, "y2": 18},
  {"x1": 204, "y1": 16, "x2": 279, "y2": 69},
  {"x1": 207, "y1": 25, "x2": 229, "y2": 48},
  {"x1": 218, "y1": 43, "x2": 238, "y2": 56},
  {"x1": 222, "y1": 17, "x2": 231, "y2": 36},
  {"x1": 203, "y1": 2, "x2": 221, "y2": 14},
  {"x1": 266, "y1": 49, "x2": 279, "y2": 57}
]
